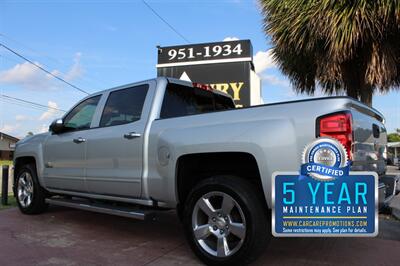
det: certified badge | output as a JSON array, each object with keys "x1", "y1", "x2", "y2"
[{"x1": 301, "y1": 137, "x2": 350, "y2": 181}]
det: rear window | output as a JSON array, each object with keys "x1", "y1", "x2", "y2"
[
  {"x1": 100, "y1": 84, "x2": 148, "y2": 127},
  {"x1": 160, "y1": 83, "x2": 234, "y2": 119},
  {"x1": 354, "y1": 143, "x2": 375, "y2": 152}
]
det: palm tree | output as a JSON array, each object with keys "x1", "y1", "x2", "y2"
[{"x1": 259, "y1": 0, "x2": 400, "y2": 106}]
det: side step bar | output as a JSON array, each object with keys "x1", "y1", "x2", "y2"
[{"x1": 46, "y1": 198, "x2": 154, "y2": 220}]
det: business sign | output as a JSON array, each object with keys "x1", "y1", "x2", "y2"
[
  {"x1": 157, "y1": 40, "x2": 257, "y2": 107},
  {"x1": 157, "y1": 40, "x2": 252, "y2": 66},
  {"x1": 272, "y1": 138, "x2": 378, "y2": 237}
]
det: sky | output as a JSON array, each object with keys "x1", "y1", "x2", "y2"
[{"x1": 0, "y1": 0, "x2": 399, "y2": 139}]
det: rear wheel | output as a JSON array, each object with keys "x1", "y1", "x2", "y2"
[
  {"x1": 183, "y1": 176, "x2": 270, "y2": 265},
  {"x1": 16, "y1": 164, "x2": 48, "y2": 214}
]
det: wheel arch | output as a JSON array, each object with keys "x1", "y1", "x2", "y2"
[
  {"x1": 175, "y1": 152, "x2": 268, "y2": 217},
  {"x1": 13, "y1": 156, "x2": 38, "y2": 195}
]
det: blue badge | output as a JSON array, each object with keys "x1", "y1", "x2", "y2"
[{"x1": 300, "y1": 138, "x2": 350, "y2": 181}]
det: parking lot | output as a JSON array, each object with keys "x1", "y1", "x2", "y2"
[
  {"x1": 0, "y1": 166, "x2": 399, "y2": 265},
  {"x1": 0, "y1": 204, "x2": 399, "y2": 266}
]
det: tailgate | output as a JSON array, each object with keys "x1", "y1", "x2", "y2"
[{"x1": 351, "y1": 102, "x2": 387, "y2": 176}]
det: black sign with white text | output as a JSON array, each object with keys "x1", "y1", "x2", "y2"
[
  {"x1": 157, "y1": 40, "x2": 255, "y2": 107},
  {"x1": 157, "y1": 40, "x2": 252, "y2": 65}
]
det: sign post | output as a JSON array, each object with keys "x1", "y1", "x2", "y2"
[
  {"x1": 1, "y1": 165, "x2": 9, "y2": 206},
  {"x1": 157, "y1": 40, "x2": 261, "y2": 107}
]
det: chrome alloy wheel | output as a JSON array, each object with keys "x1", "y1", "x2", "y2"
[
  {"x1": 192, "y1": 191, "x2": 246, "y2": 258},
  {"x1": 17, "y1": 172, "x2": 34, "y2": 208}
]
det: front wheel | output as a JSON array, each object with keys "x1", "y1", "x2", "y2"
[
  {"x1": 183, "y1": 176, "x2": 271, "y2": 265},
  {"x1": 16, "y1": 164, "x2": 48, "y2": 214}
]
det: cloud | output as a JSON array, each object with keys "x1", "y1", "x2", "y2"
[
  {"x1": 261, "y1": 74, "x2": 290, "y2": 87},
  {"x1": 0, "y1": 53, "x2": 83, "y2": 90},
  {"x1": 253, "y1": 50, "x2": 276, "y2": 74},
  {"x1": 39, "y1": 101, "x2": 59, "y2": 121},
  {"x1": 38, "y1": 123, "x2": 49, "y2": 133},
  {"x1": 64, "y1": 52, "x2": 83, "y2": 81},
  {"x1": 15, "y1": 115, "x2": 29, "y2": 122},
  {"x1": 0, "y1": 123, "x2": 21, "y2": 135},
  {"x1": 0, "y1": 62, "x2": 56, "y2": 90},
  {"x1": 261, "y1": 74, "x2": 295, "y2": 98},
  {"x1": 223, "y1": 37, "x2": 239, "y2": 42}
]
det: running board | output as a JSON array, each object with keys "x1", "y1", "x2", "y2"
[{"x1": 46, "y1": 198, "x2": 154, "y2": 220}]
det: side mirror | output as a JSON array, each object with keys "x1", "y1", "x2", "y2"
[{"x1": 49, "y1": 119, "x2": 64, "y2": 134}]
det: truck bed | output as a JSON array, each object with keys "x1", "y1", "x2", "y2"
[{"x1": 148, "y1": 96, "x2": 387, "y2": 207}]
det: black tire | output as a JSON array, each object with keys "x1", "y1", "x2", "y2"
[
  {"x1": 183, "y1": 176, "x2": 271, "y2": 265},
  {"x1": 15, "y1": 164, "x2": 48, "y2": 214}
]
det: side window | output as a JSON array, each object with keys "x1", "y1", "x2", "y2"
[
  {"x1": 160, "y1": 84, "x2": 214, "y2": 119},
  {"x1": 63, "y1": 95, "x2": 101, "y2": 131},
  {"x1": 99, "y1": 84, "x2": 149, "y2": 127}
]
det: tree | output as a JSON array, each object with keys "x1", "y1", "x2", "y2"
[
  {"x1": 259, "y1": 0, "x2": 400, "y2": 106},
  {"x1": 388, "y1": 133, "x2": 400, "y2": 142},
  {"x1": 26, "y1": 132, "x2": 34, "y2": 137}
]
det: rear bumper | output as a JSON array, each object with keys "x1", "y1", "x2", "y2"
[{"x1": 379, "y1": 175, "x2": 400, "y2": 208}]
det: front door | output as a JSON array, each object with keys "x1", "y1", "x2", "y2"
[
  {"x1": 43, "y1": 95, "x2": 101, "y2": 192},
  {"x1": 85, "y1": 84, "x2": 149, "y2": 198}
]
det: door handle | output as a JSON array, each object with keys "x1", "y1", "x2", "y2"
[
  {"x1": 73, "y1": 137, "x2": 86, "y2": 144},
  {"x1": 124, "y1": 132, "x2": 141, "y2": 139}
]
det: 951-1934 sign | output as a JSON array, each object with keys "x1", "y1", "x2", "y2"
[{"x1": 157, "y1": 40, "x2": 252, "y2": 66}]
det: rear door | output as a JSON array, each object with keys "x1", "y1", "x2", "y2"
[{"x1": 85, "y1": 82, "x2": 153, "y2": 198}]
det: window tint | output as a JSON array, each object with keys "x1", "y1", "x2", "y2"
[
  {"x1": 215, "y1": 94, "x2": 235, "y2": 110},
  {"x1": 63, "y1": 95, "x2": 101, "y2": 131},
  {"x1": 355, "y1": 143, "x2": 374, "y2": 152},
  {"x1": 100, "y1": 84, "x2": 149, "y2": 127},
  {"x1": 160, "y1": 84, "x2": 235, "y2": 119}
]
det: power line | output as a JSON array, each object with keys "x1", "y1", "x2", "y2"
[
  {"x1": 0, "y1": 33, "x2": 64, "y2": 66},
  {"x1": 0, "y1": 42, "x2": 90, "y2": 95},
  {"x1": 1, "y1": 98, "x2": 53, "y2": 112},
  {"x1": 142, "y1": 0, "x2": 190, "y2": 43},
  {"x1": 0, "y1": 32, "x2": 108, "y2": 89},
  {"x1": 0, "y1": 94, "x2": 66, "y2": 112}
]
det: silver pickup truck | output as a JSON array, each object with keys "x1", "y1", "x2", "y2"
[{"x1": 13, "y1": 77, "x2": 394, "y2": 265}]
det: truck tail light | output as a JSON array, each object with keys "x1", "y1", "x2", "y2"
[{"x1": 316, "y1": 112, "x2": 353, "y2": 160}]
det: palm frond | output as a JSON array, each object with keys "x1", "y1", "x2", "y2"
[{"x1": 259, "y1": 0, "x2": 400, "y2": 105}]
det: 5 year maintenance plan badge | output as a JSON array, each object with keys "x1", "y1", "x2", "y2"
[{"x1": 272, "y1": 137, "x2": 378, "y2": 237}]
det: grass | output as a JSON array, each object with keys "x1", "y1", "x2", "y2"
[
  {"x1": 0, "y1": 160, "x2": 13, "y2": 166},
  {"x1": 0, "y1": 195, "x2": 17, "y2": 210}
]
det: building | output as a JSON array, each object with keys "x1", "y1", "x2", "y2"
[
  {"x1": 0, "y1": 132, "x2": 19, "y2": 161},
  {"x1": 388, "y1": 142, "x2": 400, "y2": 165}
]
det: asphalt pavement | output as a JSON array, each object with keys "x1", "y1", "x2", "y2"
[
  {"x1": 0, "y1": 165, "x2": 399, "y2": 265},
  {"x1": 0, "y1": 206, "x2": 399, "y2": 266}
]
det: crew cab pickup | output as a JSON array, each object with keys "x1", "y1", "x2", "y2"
[{"x1": 13, "y1": 77, "x2": 394, "y2": 265}]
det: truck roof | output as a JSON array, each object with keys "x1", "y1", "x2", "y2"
[
  {"x1": 80, "y1": 77, "x2": 383, "y2": 123},
  {"x1": 87, "y1": 77, "x2": 233, "y2": 101}
]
